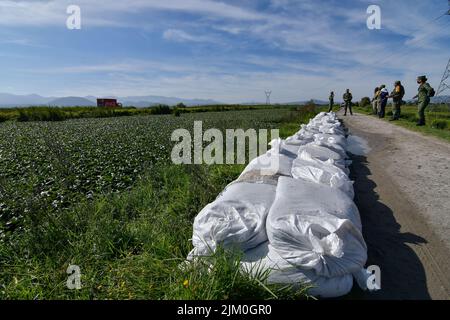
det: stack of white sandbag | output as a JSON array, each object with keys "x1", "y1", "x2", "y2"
[{"x1": 187, "y1": 112, "x2": 370, "y2": 298}]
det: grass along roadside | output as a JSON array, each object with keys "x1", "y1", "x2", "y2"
[
  {"x1": 0, "y1": 107, "x2": 320, "y2": 300},
  {"x1": 353, "y1": 104, "x2": 450, "y2": 142}
]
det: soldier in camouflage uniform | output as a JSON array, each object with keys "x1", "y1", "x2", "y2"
[
  {"x1": 343, "y1": 89, "x2": 353, "y2": 116},
  {"x1": 413, "y1": 75, "x2": 434, "y2": 126},
  {"x1": 389, "y1": 81, "x2": 405, "y2": 121},
  {"x1": 328, "y1": 91, "x2": 335, "y2": 112}
]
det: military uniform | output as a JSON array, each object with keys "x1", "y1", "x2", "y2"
[
  {"x1": 343, "y1": 92, "x2": 353, "y2": 116},
  {"x1": 328, "y1": 93, "x2": 334, "y2": 112},
  {"x1": 417, "y1": 82, "x2": 433, "y2": 125},
  {"x1": 390, "y1": 83, "x2": 405, "y2": 120}
]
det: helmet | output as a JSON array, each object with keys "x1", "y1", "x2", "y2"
[
  {"x1": 395, "y1": 81, "x2": 401, "y2": 85},
  {"x1": 417, "y1": 75, "x2": 427, "y2": 82}
]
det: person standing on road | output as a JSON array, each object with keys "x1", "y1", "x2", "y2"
[
  {"x1": 372, "y1": 87, "x2": 380, "y2": 115},
  {"x1": 328, "y1": 91, "x2": 335, "y2": 112},
  {"x1": 413, "y1": 75, "x2": 435, "y2": 126},
  {"x1": 378, "y1": 85, "x2": 389, "y2": 118},
  {"x1": 343, "y1": 89, "x2": 353, "y2": 116},
  {"x1": 389, "y1": 81, "x2": 405, "y2": 121}
]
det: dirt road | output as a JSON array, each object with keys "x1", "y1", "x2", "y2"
[{"x1": 341, "y1": 112, "x2": 450, "y2": 300}]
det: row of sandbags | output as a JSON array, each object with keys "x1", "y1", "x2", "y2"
[{"x1": 187, "y1": 112, "x2": 371, "y2": 298}]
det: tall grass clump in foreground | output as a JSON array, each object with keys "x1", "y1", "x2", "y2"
[{"x1": 0, "y1": 164, "x2": 311, "y2": 300}]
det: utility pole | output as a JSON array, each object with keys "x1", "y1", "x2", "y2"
[{"x1": 264, "y1": 90, "x2": 272, "y2": 105}]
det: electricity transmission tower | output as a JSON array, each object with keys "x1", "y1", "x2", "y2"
[
  {"x1": 436, "y1": 58, "x2": 450, "y2": 97},
  {"x1": 264, "y1": 90, "x2": 272, "y2": 105}
]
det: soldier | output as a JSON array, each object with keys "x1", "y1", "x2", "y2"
[
  {"x1": 343, "y1": 89, "x2": 353, "y2": 116},
  {"x1": 413, "y1": 75, "x2": 435, "y2": 126},
  {"x1": 378, "y1": 85, "x2": 389, "y2": 118},
  {"x1": 372, "y1": 87, "x2": 380, "y2": 115},
  {"x1": 389, "y1": 81, "x2": 405, "y2": 121},
  {"x1": 328, "y1": 91, "x2": 335, "y2": 112}
]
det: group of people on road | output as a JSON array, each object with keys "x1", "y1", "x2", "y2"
[
  {"x1": 372, "y1": 82, "x2": 405, "y2": 121},
  {"x1": 327, "y1": 75, "x2": 436, "y2": 126},
  {"x1": 327, "y1": 89, "x2": 354, "y2": 116}
]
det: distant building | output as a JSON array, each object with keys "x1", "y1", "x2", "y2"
[{"x1": 97, "y1": 99, "x2": 122, "y2": 108}]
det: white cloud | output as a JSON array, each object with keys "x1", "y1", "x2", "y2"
[{"x1": 162, "y1": 29, "x2": 217, "y2": 43}]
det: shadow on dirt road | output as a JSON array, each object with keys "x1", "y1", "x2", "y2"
[{"x1": 348, "y1": 154, "x2": 431, "y2": 299}]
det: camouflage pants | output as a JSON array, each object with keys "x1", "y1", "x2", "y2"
[
  {"x1": 344, "y1": 101, "x2": 353, "y2": 115},
  {"x1": 392, "y1": 101, "x2": 402, "y2": 120},
  {"x1": 418, "y1": 99, "x2": 430, "y2": 125}
]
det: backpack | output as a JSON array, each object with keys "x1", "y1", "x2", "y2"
[
  {"x1": 399, "y1": 85, "x2": 405, "y2": 98},
  {"x1": 429, "y1": 86, "x2": 436, "y2": 97}
]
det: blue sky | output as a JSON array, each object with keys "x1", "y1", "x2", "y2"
[{"x1": 0, "y1": 0, "x2": 449, "y2": 103}]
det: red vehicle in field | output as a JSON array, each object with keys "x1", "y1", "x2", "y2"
[{"x1": 97, "y1": 99, "x2": 122, "y2": 108}]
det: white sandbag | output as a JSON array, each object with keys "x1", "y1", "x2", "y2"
[
  {"x1": 314, "y1": 133, "x2": 347, "y2": 149},
  {"x1": 241, "y1": 242, "x2": 354, "y2": 298},
  {"x1": 312, "y1": 140, "x2": 347, "y2": 159},
  {"x1": 239, "y1": 152, "x2": 294, "y2": 177},
  {"x1": 266, "y1": 177, "x2": 367, "y2": 278},
  {"x1": 319, "y1": 124, "x2": 345, "y2": 136},
  {"x1": 188, "y1": 182, "x2": 277, "y2": 259},
  {"x1": 298, "y1": 144, "x2": 348, "y2": 171},
  {"x1": 285, "y1": 134, "x2": 312, "y2": 147},
  {"x1": 291, "y1": 156, "x2": 354, "y2": 199},
  {"x1": 269, "y1": 138, "x2": 300, "y2": 158}
]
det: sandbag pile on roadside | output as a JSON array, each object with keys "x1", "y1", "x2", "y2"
[{"x1": 187, "y1": 112, "x2": 370, "y2": 298}]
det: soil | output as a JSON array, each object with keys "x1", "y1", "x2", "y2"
[{"x1": 342, "y1": 112, "x2": 450, "y2": 300}]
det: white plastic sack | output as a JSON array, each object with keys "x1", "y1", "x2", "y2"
[
  {"x1": 266, "y1": 177, "x2": 367, "y2": 278},
  {"x1": 291, "y1": 155, "x2": 354, "y2": 199},
  {"x1": 241, "y1": 242, "x2": 354, "y2": 298},
  {"x1": 314, "y1": 133, "x2": 347, "y2": 149},
  {"x1": 297, "y1": 144, "x2": 348, "y2": 171},
  {"x1": 188, "y1": 182, "x2": 277, "y2": 259},
  {"x1": 239, "y1": 152, "x2": 294, "y2": 177},
  {"x1": 319, "y1": 124, "x2": 345, "y2": 136}
]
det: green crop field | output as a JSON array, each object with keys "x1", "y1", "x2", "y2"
[{"x1": 0, "y1": 107, "x2": 318, "y2": 300}]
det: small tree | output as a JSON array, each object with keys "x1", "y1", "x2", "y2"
[{"x1": 360, "y1": 97, "x2": 371, "y2": 107}]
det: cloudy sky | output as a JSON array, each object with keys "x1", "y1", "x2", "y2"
[{"x1": 0, "y1": 0, "x2": 449, "y2": 103}]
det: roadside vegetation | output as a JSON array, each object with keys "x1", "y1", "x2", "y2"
[
  {"x1": 0, "y1": 104, "x2": 293, "y2": 123},
  {"x1": 0, "y1": 105, "x2": 322, "y2": 300},
  {"x1": 354, "y1": 102, "x2": 450, "y2": 142}
]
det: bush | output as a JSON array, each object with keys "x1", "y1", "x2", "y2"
[
  {"x1": 0, "y1": 114, "x2": 9, "y2": 122},
  {"x1": 17, "y1": 107, "x2": 66, "y2": 122},
  {"x1": 360, "y1": 97, "x2": 371, "y2": 108},
  {"x1": 431, "y1": 119, "x2": 449, "y2": 130},
  {"x1": 151, "y1": 105, "x2": 172, "y2": 115}
]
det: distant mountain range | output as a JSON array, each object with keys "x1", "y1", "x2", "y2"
[
  {"x1": 0, "y1": 93, "x2": 221, "y2": 107},
  {"x1": 0, "y1": 93, "x2": 448, "y2": 108}
]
